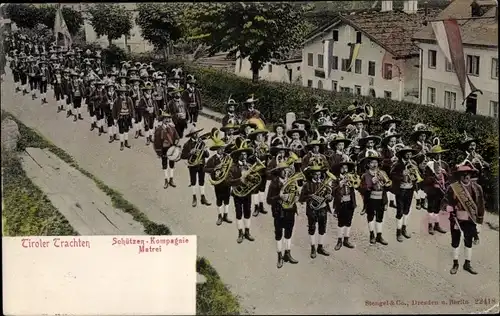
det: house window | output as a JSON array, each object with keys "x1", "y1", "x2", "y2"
[
  {"x1": 466, "y1": 55, "x2": 480, "y2": 76},
  {"x1": 341, "y1": 59, "x2": 351, "y2": 72},
  {"x1": 268, "y1": 64, "x2": 272, "y2": 73},
  {"x1": 317, "y1": 80, "x2": 323, "y2": 89},
  {"x1": 332, "y1": 30, "x2": 339, "y2": 41},
  {"x1": 384, "y1": 91, "x2": 392, "y2": 99},
  {"x1": 368, "y1": 61, "x2": 376, "y2": 76},
  {"x1": 317, "y1": 54, "x2": 324, "y2": 69},
  {"x1": 369, "y1": 88, "x2": 376, "y2": 97},
  {"x1": 445, "y1": 59, "x2": 454, "y2": 72},
  {"x1": 297, "y1": 66, "x2": 300, "y2": 71},
  {"x1": 354, "y1": 59, "x2": 362, "y2": 74},
  {"x1": 331, "y1": 56, "x2": 338, "y2": 70},
  {"x1": 490, "y1": 101, "x2": 498, "y2": 118},
  {"x1": 356, "y1": 31, "x2": 362, "y2": 44},
  {"x1": 354, "y1": 85, "x2": 362, "y2": 95},
  {"x1": 444, "y1": 91, "x2": 457, "y2": 109},
  {"x1": 332, "y1": 81, "x2": 338, "y2": 91},
  {"x1": 307, "y1": 80, "x2": 313, "y2": 87},
  {"x1": 428, "y1": 50, "x2": 437, "y2": 69},
  {"x1": 383, "y1": 63, "x2": 392, "y2": 80},
  {"x1": 307, "y1": 53, "x2": 314, "y2": 66},
  {"x1": 340, "y1": 87, "x2": 351, "y2": 93},
  {"x1": 427, "y1": 87, "x2": 436, "y2": 105},
  {"x1": 492, "y1": 58, "x2": 498, "y2": 79}
]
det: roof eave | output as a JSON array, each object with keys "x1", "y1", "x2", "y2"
[
  {"x1": 413, "y1": 37, "x2": 498, "y2": 49},
  {"x1": 302, "y1": 17, "x2": 342, "y2": 45},
  {"x1": 280, "y1": 58, "x2": 302, "y2": 64}
]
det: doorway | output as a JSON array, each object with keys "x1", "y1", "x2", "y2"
[
  {"x1": 465, "y1": 93, "x2": 477, "y2": 115},
  {"x1": 288, "y1": 68, "x2": 292, "y2": 83}
]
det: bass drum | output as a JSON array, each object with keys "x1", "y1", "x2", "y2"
[{"x1": 167, "y1": 146, "x2": 182, "y2": 162}]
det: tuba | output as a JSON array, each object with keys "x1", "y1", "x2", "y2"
[
  {"x1": 309, "y1": 171, "x2": 337, "y2": 211},
  {"x1": 232, "y1": 157, "x2": 266, "y2": 197},
  {"x1": 280, "y1": 171, "x2": 306, "y2": 209},
  {"x1": 187, "y1": 137, "x2": 207, "y2": 167},
  {"x1": 210, "y1": 154, "x2": 233, "y2": 185}
]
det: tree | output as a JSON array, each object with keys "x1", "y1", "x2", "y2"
[
  {"x1": 88, "y1": 4, "x2": 133, "y2": 46},
  {"x1": 185, "y1": 2, "x2": 312, "y2": 82},
  {"x1": 4, "y1": 4, "x2": 40, "y2": 29},
  {"x1": 136, "y1": 3, "x2": 186, "y2": 60},
  {"x1": 37, "y1": 5, "x2": 84, "y2": 35}
]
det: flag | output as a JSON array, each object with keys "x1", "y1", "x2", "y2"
[
  {"x1": 54, "y1": 4, "x2": 72, "y2": 49},
  {"x1": 347, "y1": 43, "x2": 360, "y2": 72},
  {"x1": 323, "y1": 40, "x2": 334, "y2": 78},
  {"x1": 431, "y1": 19, "x2": 481, "y2": 102}
]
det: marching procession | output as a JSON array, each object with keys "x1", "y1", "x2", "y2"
[{"x1": 3, "y1": 31, "x2": 492, "y2": 275}]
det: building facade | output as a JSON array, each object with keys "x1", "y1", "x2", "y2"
[
  {"x1": 300, "y1": 1, "x2": 440, "y2": 103},
  {"x1": 235, "y1": 52, "x2": 302, "y2": 84},
  {"x1": 413, "y1": 0, "x2": 498, "y2": 117}
]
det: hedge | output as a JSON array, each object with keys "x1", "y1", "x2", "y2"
[
  {"x1": 128, "y1": 55, "x2": 499, "y2": 212},
  {"x1": 2, "y1": 110, "x2": 241, "y2": 315}
]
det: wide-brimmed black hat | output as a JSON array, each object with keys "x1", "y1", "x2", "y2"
[
  {"x1": 286, "y1": 128, "x2": 307, "y2": 139},
  {"x1": 269, "y1": 145, "x2": 290, "y2": 156},
  {"x1": 247, "y1": 128, "x2": 268, "y2": 141},
  {"x1": 269, "y1": 162, "x2": 291, "y2": 176},
  {"x1": 358, "y1": 135, "x2": 381, "y2": 148},
  {"x1": 329, "y1": 135, "x2": 351, "y2": 148},
  {"x1": 395, "y1": 146, "x2": 417, "y2": 159},
  {"x1": 379, "y1": 114, "x2": 402, "y2": 129},
  {"x1": 381, "y1": 132, "x2": 402, "y2": 146},
  {"x1": 185, "y1": 127, "x2": 204, "y2": 138},
  {"x1": 410, "y1": 124, "x2": 433, "y2": 142},
  {"x1": 358, "y1": 151, "x2": 383, "y2": 169},
  {"x1": 317, "y1": 121, "x2": 335, "y2": 132},
  {"x1": 221, "y1": 123, "x2": 241, "y2": 134},
  {"x1": 272, "y1": 119, "x2": 286, "y2": 132},
  {"x1": 332, "y1": 161, "x2": 356, "y2": 174},
  {"x1": 291, "y1": 119, "x2": 311, "y2": 131},
  {"x1": 305, "y1": 139, "x2": 326, "y2": 151}
]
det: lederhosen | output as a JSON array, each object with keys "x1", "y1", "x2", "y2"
[
  {"x1": 70, "y1": 81, "x2": 84, "y2": 108},
  {"x1": 412, "y1": 142, "x2": 432, "y2": 199},
  {"x1": 38, "y1": 67, "x2": 49, "y2": 95},
  {"x1": 360, "y1": 171, "x2": 388, "y2": 223},
  {"x1": 168, "y1": 99, "x2": 189, "y2": 138},
  {"x1": 446, "y1": 182, "x2": 484, "y2": 249},
  {"x1": 130, "y1": 86, "x2": 143, "y2": 124},
  {"x1": 85, "y1": 85, "x2": 96, "y2": 117},
  {"x1": 205, "y1": 154, "x2": 232, "y2": 206},
  {"x1": 18, "y1": 61, "x2": 28, "y2": 86},
  {"x1": 390, "y1": 161, "x2": 417, "y2": 220},
  {"x1": 62, "y1": 76, "x2": 72, "y2": 105},
  {"x1": 93, "y1": 89, "x2": 106, "y2": 123},
  {"x1": 154, "y1": 125, "x2": 179, "y2": 170},
  {"x1": 139, "y1": 97, "x2": 158, "y2": 132},
  {"x1": 253, "y1": 143, "x2": 269, "y2": 194},
  {"x1": 299, "y1": 179, "x2": 330, "y2": 236},
  {"x1": 229, "y1": 163, "x2": 252, "y2": 220},
  {"x1": 333, "y1": 176, "x2": 357, "y2": 228},
  {"x1": 181, "y1": 138, "x2": 209, "y2": 187},
  {"x1": 113, "y1": 96, "x2": 134, "y2": 134},
  {"x1": 27, "y1": 63, "x2": 39, "y2": 91},
  {"x1": 182, "y1": 88, "x2": 202, "y2": 124},
  {"x1": 267, "y1": 178, "x2": 297, "y2": 241},
  {"x1": 11, "y1": 59, "x2": 20, "y2": 83},
  {"x1": 423, "y1": 161, "x2": 450, "y2": 214},
  {"x1": 103, "y1": 92, "x2": 116, "y2": 127}
]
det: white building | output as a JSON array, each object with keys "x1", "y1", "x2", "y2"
[
  {"x1": 83, "y1": 3, "x2": 153, "y2": 54},
  {"x1": 234, "y1": 50, "x2": 302, "y2": 84},
  {"x1": 413, "y1": 0, "x2": 498, "y2": 117},
  {"x1": 300, "y1": 0, "x2": 442, "y2": 103}
]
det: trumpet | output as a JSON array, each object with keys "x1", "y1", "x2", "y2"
[
  {"x1": 458, "y1": 152, "x2": 489, "y2": 169},
  {"x1": 187, "y1": 138, "x2": 206, "y2": 167},
  {"x1": 309, "y1": 171, "x2": 337, "y2": 211},
  {"x1": 374, "y1": 169, "x2": 392, "y2": 188},
  {"x1": 405, "y1": 161, "x2": 423, "y2": 183},
  {"x1": 233, "y1": 157, "x2": 266, "y2": 197}
]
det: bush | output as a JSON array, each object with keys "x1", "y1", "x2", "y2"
[
  {"x1": 102, "y1": 44, "x2": 129, "y2": 67},
  {"x1": 131, "y1": 57, "x2": 499, "y2": 211}
]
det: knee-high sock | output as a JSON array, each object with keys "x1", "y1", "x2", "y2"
[
  {"x1": 200, "y1": 185, "x2": 205, "y2": 195},
  {"x1": 397, "y1": 218, "x2": 403, "y2": 229},
  {"x1": 345, "y1": 226, "x2": 351, "y2": 238},
  {"x1": 259, "y1": 192, "x2": 266, "y2": 204},
  {"x1": 403, "y1": 214, "x2": 409, "y2": 226},
  {"x1": 464, "y1": 246, "x2": 472, "y2": 261},
  {"x1": 192, "y1": 185, "x2": 198, "y2": 195},
  {"x1": 276, "y1": 239, "x2": 283, "y2": 253},
  {"x1": 368, "y1": 220, "x2": 375, "y2": 232},
  {"x1": 252, "y1": 194, "x2": 259, "y2": 206},
  {"x1": 224, "y1": 204, "x2": 229, "y2": 214},
  {"x1": 217, "y1": 206, "x2": 223, "y2": 215},
  {"x1": 284, "y1": 238, "x2": 292, "y2": 250},
  {"x1": 337, "y1": 226, "x2": 345, "y2": 239},
  {"x1": 387, "y1": 191, "x2": 395, "y2": 202},
  {"x1": 243, "y1": 217, "x2": 251, "y2": 229},
  {"x1": 90, "y1": 116, "x2": 95, "y2": 124},
  {"x1": 77, "y1": 108, "x2": 81, "y2": 115},
  {"x1": 124, "y1": 132, "x2": 129, "y2": 141},
  {"x1": 318, "y1": 234, "x2": 326, "y2": 245},
  {"x1": 108, "y1": 126, "x2": 113, "y2": 135},
  {"x1": 113, "y1": 125, "x2": 118, "y2": 135},
  {"x1": 309, "y1": 234, "x2": 316, "y2": 246},
  {"x1": 452, "y1": 247, "x2": 460, "y2": 260},
  {"x1": 237, "y1": 219, "x2": 243, "y2": 230},
  {"x1": 168, "y1": 168, "x2": 174, "y2": 179},
  {"x1": 119, "y1": 134, "x2": 124, "y2": 142},
  {"x1": 164, "y1": 169, "x2": 169, "y2": 179},
  {"x1": 375, "y1": 222, "x2": 383, "y2": 234}
]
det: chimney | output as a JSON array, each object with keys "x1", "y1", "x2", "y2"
[
  {"x1": 381, "y1": 0, "x2": 393, "y2": 12},
  {"x1": 404, "y1": 0, "x2": 418, "y2": 14}
]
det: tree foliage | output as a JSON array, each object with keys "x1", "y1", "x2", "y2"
[
  {"x1": 184, "y1": 2, "x2": 312, "y2": 81},
  {"x1": 88, "y1": 4, "x2": 133, "y2": 45},
  {"x1": 4, "y1": 4, "x2": 40, "y2": 29},
  {"x1": 136, "y1": 3, "x2": 186, "y2": 54}
]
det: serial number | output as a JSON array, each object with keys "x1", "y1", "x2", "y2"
[{"x1": 475, "y1": 298, "x2": 496, "y2": 305}]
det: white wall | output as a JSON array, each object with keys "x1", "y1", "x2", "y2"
[
  {"x1": 235, "y1": 56, "x2": 302, "y2": 84},
  {"x1": 84, "y1": 8, "x2": 153, "y2": 54},
  {"x1": 301, "y1": 23, "x2": 420, "y2": 103},
  {"x1": 418, "y1": 42, "x2": 498, "y2": 117}
]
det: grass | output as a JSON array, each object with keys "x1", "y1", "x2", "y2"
[{"x1": 1, "y1": 110, "x2": 242, "y2": 315}]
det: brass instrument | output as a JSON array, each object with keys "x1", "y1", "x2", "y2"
[
  {"x1": 187, "y1": 137, "x2": 207, "y2": 167},
  {"x1": 309, "y1": 171, "x2": 337, "y2": 211},
  {"x1": 374, "y1": 169, "x2": 392, "y2": 189},
  {"x1": 210, "y1": 154, "x2": 233, "y2": 185},
  {"x1": 289, "y1": 140, "x2": 305, "y2": 153},
  {"x1": 233, "y1": 157, "x2": 266, "y2": 197},
  {"x1": 255, "y1": 141, "x2": 269, "y2": 158},
  {"x1": 405, "y1": 161, "x2": 424, "y2": 183},
  {"x1": 340, "y1": 173, "x2": 361, "y2": 190},
  {"x1": 389, "y1": 142, "x2": 406, "y2": 164},
  {"x1": 426, "y1": 160, "x2": 448, "y2": 193},
  {"x1": 280, "y1": 172, "x2": 306, "y2": 209},
  {"x1": 314, "y1": 129, "x2": 327, "y2": 144}
]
